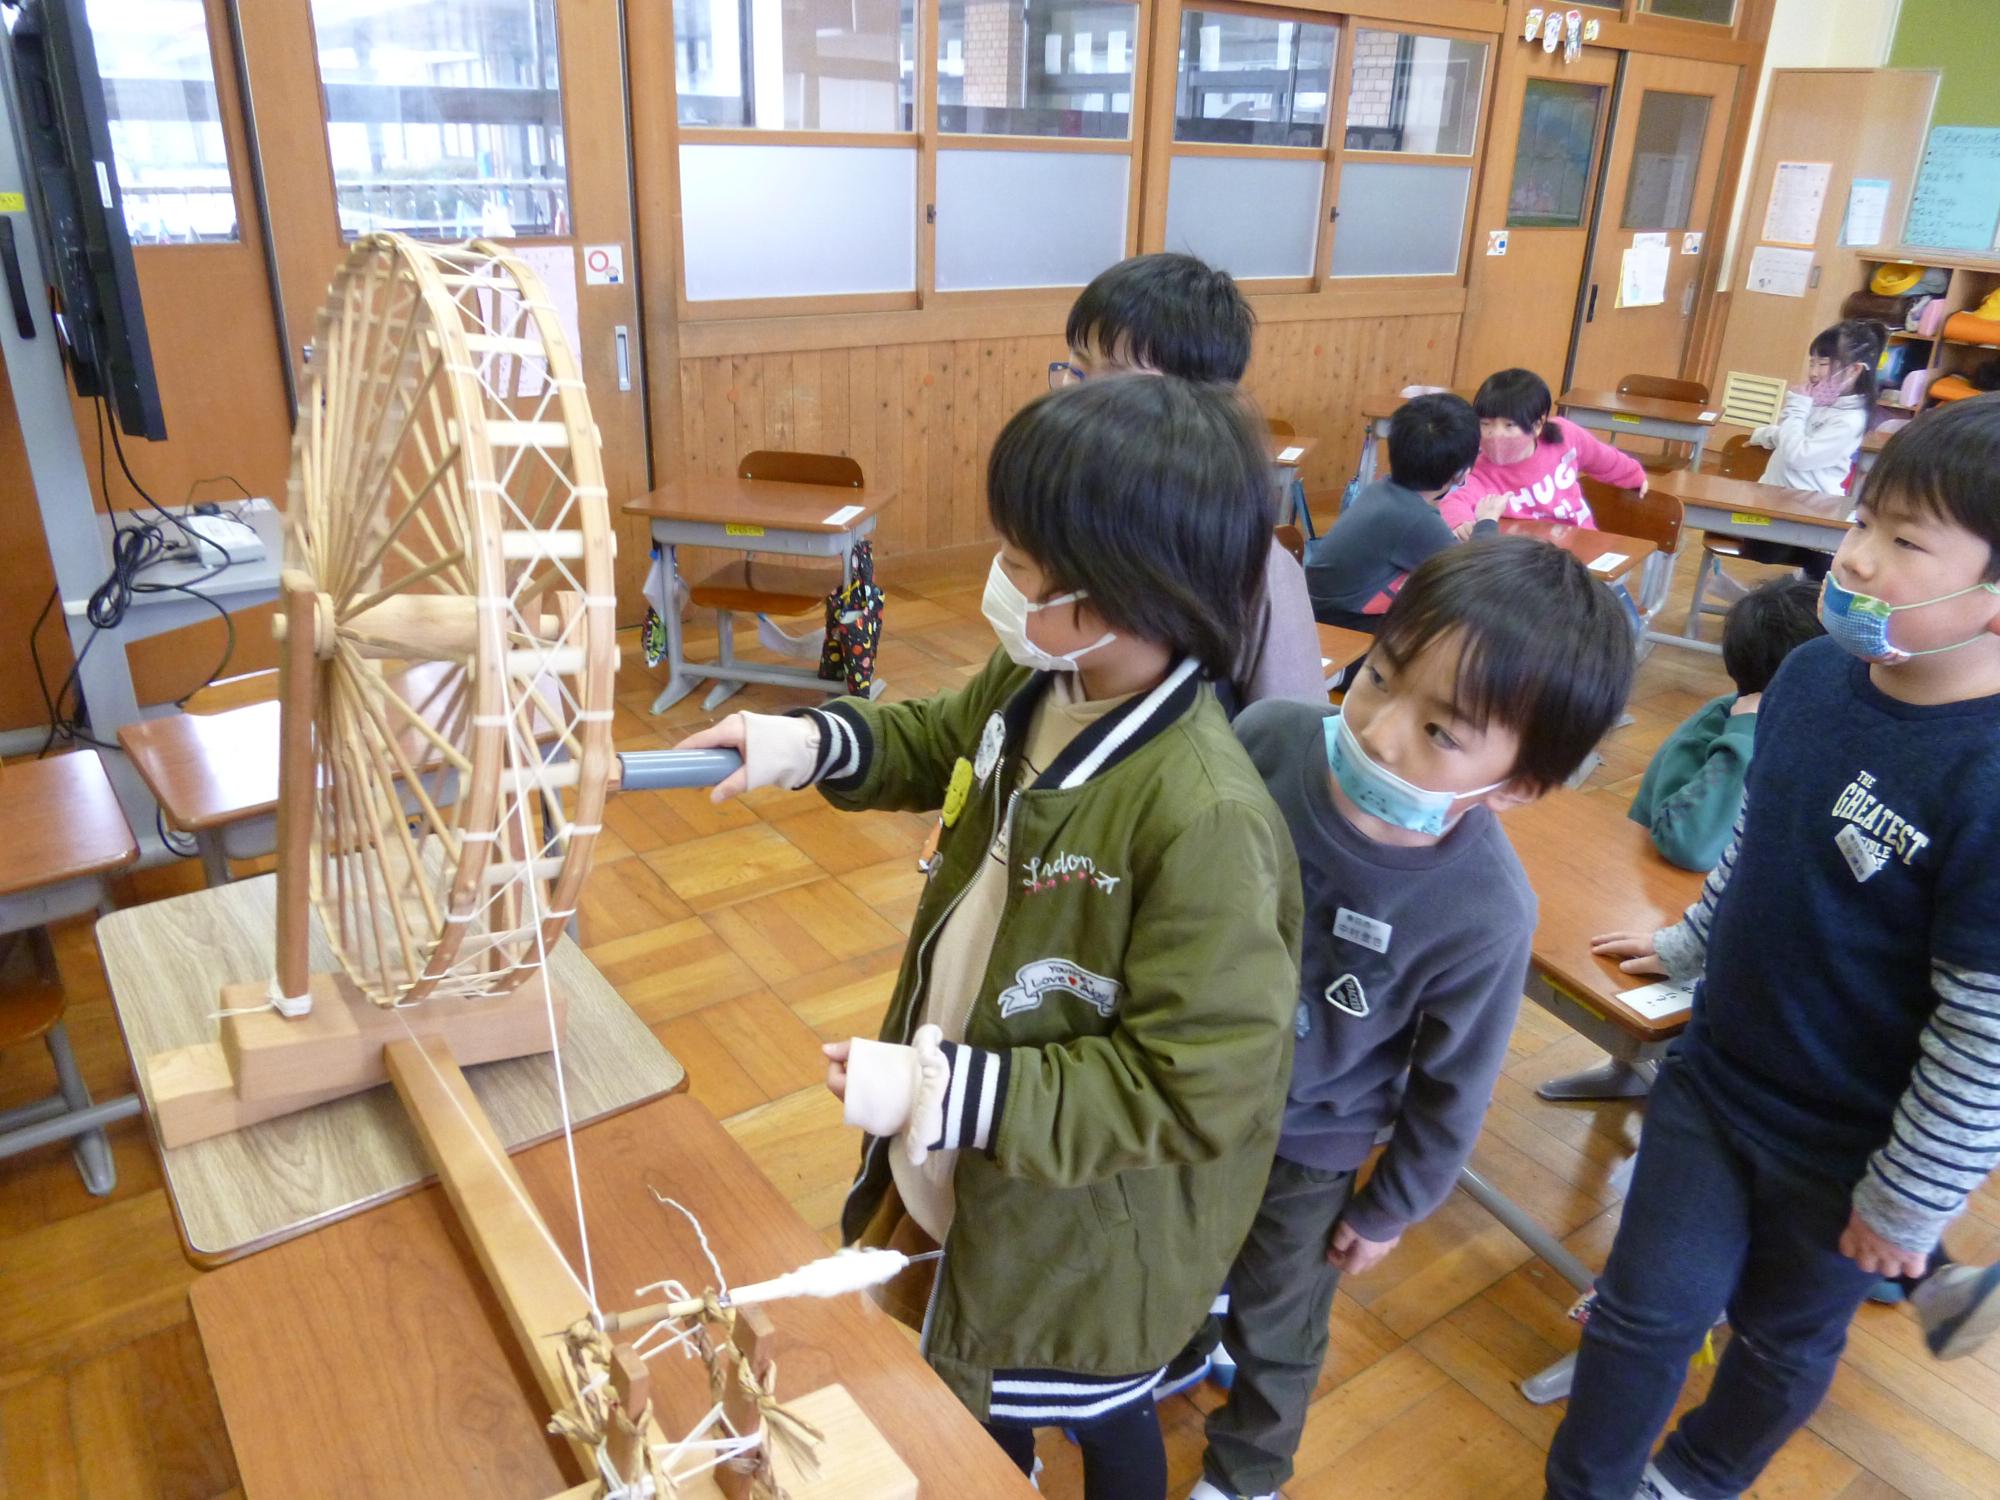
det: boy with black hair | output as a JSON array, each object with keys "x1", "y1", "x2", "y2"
[
  {"x1": 1055, "y1": 252, "x2": 1324, "y2": 708},
  {"x1": 1190, "y1": 536, "x2": 1636, "y2": 1500},
  {"x1": 1554, "y1": 395, "x2": 2000, "y2": 1500},
  {"x1": 1628, "y1": 576, "x2": 1825, "y2": 871},
  {"x1": 682, "y1": 376, "x2": 1301, "y2": 1500},
  {"x1": 1304, "y1": 391, "x2": 1495, "y2": 629}
]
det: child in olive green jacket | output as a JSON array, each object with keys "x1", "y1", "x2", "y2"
[
  {"x1": 1629, "y1": 577, "x2": 1823, "y2": 870},
  {"x1": 683, "y1": 376, "x2": 1302, "y2": 1499}
]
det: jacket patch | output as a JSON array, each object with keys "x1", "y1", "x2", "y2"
[
  {"x1": 1324, "y1": 974, "x2": 1369, "y2": 1017},
  {"x1": 1021, "y1": 849, "x2": 1121, "y2": 894},
  {"x1": 999, "y1": 958, "x2": 1122, "y2": 1018}
]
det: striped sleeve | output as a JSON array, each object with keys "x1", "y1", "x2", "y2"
[
  {"x1": 1852, "y1": 962, "x2": 2000, "y2": 1253},
  {"x1": 795, "y1": 703, "x2": 870, "y2": 790},
  {"x1": 927, "y1": 1042, "x2": 1011, "y2": 1154},
  {"x1": 1653, "y1": 800, "x2": 1747, "y2": 980}
]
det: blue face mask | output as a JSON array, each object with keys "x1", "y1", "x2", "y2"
[
  {"x1": 1819, "y1": 575, "x2": 2000, "y2": 664},
  {"x1": 1324, "y1": 711, "x2": 1507, "y2": 838}
]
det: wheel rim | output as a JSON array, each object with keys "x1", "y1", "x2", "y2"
[{"x1": 286, "y1": 233, "x2": 613, "y2": 1006}]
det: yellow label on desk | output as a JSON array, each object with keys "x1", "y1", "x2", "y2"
[
  {"x1": 725, "y1": 523, "x2": 766, "y2": 538},
  {"x1": 1612, "y1": 412, "x2": 1642, "y2": 425},
  {"x1": 1729, "y1": 512, "x2": 1771, "y2": 526},
  {"x1": 0, "y1": 192, "x2": 24, "y2": 213}
]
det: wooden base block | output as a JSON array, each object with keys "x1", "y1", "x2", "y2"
[
  {"x1": 146, "y1": 970, "x2": 566, "y2": 1149},
  {"x1": 768, "y1": 1383, "x2": 920, "y2": 1500}
]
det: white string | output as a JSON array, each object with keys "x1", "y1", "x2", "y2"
[
  {"x1": 651, "y1": 1192, "x2": 730, "y2": 1300},
  {"x1": 209, "y1": 1000, "x2": 276, "y2": 1019}
]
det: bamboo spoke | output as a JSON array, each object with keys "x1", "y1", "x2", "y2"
[
  {"x1": 338, "y1": 548, "x2": 468, "y2": 623},
  {"x1": 339, "y1": 440, "x2": 464, "y2": 601},
  {"x1": 334, "y1": 662, "x2": 463, "y2": 873},
  {"x1": 333, "y1": 686, "x2": 429, "y2": 978},
  {"x1": 337, "y1": 642, "x2": 474, "y2": 776},
  {"x1": 334, "y1": 356, "x2": 445, "y2": 596}
]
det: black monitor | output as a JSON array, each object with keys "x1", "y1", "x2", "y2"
[{"x1": 6, "y1": 0, "x2": 165, "y2": 440}]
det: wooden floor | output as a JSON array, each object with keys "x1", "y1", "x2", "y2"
[{"x1": 3, "y1": 546, "x2": 1997, "y2": 1499}]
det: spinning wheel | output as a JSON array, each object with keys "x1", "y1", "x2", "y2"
[{"x1": 278, "y1": 233, "x2": 614, "y2": 1012}]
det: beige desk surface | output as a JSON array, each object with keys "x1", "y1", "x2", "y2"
[
  {"x1": 1658, "y1": 468, "x2": 1853, "y2": 531},
  {"x1": 1559, "y1": 386, "x2": 1717, "y2": 427},
  {"x1": 97, "y1": 875, "x2": 683, "y2": 1265},
  {"x1": 623, "y1": 474, "x2": 895, "y2": 531}
]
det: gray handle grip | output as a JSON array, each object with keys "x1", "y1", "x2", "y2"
[{"x1": 616, "y1": 749, "x2": 744, "y2": 792}]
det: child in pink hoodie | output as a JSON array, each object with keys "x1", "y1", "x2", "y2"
[{"x1": 1441, "y1": 368, "x2": 1648, "y2": 532}]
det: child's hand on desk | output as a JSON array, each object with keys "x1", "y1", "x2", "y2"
[
  {"x1": 1474, "y1": 493, "x2": 1508, "y2": 525},
  {"x1": 1328, "y1": 1221, "x2": 1400, "y2": 1276},
  {"x1": 675, "y1": 711, "x2": 819, "y2": 803},
  {"x1": 1839, "y1": 1210, "x2": 1929, "y2": 1280},
  {"x1": 1591, "y1": 930, "x2": 1668, "y2": 976}
]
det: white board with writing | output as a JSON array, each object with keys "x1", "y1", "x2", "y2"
[{"x1": 1905, "y1": 126, "x2": 2000, "y2": 252}]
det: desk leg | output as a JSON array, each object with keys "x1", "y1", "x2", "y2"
[
  {"x1": 1457, "y1": 1165, "x2": 1599, "y2": 1407},
  {"x1": 1537, "y1": 1057, "x2": 1656, "y2": 1102},
  {"x1": 702, "y1": 611, "x2": 747, "y2": 712},
  {"x1": 195, "y1": 830, "x2": 231, "y2": 888},
  {"x1": 649, "y1": 542, "x2": 705, "y2": 714},
  {"x1": 1355, "y1": 422, "x2": 1383, "y2": 490},
  {"x1": 1522, "y1": 1352, "x2": 1578, "y2": 1406}
]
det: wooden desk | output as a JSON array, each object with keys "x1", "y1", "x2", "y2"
[
  {"x1": 623, "y1": 475, "x2": 895, "y2": 715},
  {"x1": 1558, "y1": 386, "x2": 1718, "y2": 471},
  {"x1": 96, "y1": 875, "x2": 684, "y2": 1264},
  {"x1": 1859, "y1": 423, "x2": 1892, "y2": 475},
  {"x1": 1500, "y1": 518, "x2": 1655, "y2": 585},
  {"x1": 1660, "y1": 467, "x2": 1853, "y2": 549},
  {"x1": 190, "y1": 1090, "x2": 1038, "y2": 1500},
  {"x1": 1269, "y1": 432, "x2": 1317, "y2": 468},
  {"x1": 0, "y1": 751, "x2": 139, "y2": 898},
  {"x1": 1354, "y1": 388, "x2": 1471, "y2": 491},
  {"x1": 1316, "y1": 622, "x2": 1372, "y2": 690}
]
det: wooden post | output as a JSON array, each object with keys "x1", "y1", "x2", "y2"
[
  {"x1": 606, "y1": 1343, "x2": 651, "y2": 1486},
  {"x1": 272, "y1": 571, "x2": 321, "y2": 1011},
  {"x1": 716, "y1": 1306, "x2": 784, "y2": 1500}
]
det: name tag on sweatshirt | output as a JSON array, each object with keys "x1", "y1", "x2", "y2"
[{"x1": 1334, "y1": 907, "x2": 1392, "y2": 953}]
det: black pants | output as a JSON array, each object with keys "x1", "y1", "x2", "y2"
[{"x1": 984, "y1": 1403, "x2": 1167, "y2": 1500}]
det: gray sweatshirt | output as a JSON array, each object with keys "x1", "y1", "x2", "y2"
[{"x1": 1236, "y1": 698, "x2": 1538, "y2": 1241}]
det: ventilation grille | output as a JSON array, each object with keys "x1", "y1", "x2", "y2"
[{"x1": 1720, "y1": 370, "x2": 1788, "y2": 428}]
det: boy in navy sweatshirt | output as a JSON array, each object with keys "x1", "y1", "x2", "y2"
[
  {"x1": 1191, "y1": 537, "x2": 1635, "y2": 1500},
  {"x1": 1550, "y1": 396, "x2": 2000, "y2": 1500}
]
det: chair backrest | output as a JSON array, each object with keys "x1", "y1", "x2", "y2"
[
  {"x1": 1711, "y1": 434, "x2": 1767, "y2": 481},
  {"x1": 737, "y1": 450, "x2": 864, "y2": 488},
  {"x1": 1616, "y1": 374, "x2": 1709, "y2": 405},
  {"x1": 1266, "y1": 417, "x2": 1297, "y2": 438},
  {"x1": 1274, "y1": 523, "x2": 1305, "y2": 563},
  {"x1": 1583, "y1": 477, "x2": 1683, "y2": 554}
]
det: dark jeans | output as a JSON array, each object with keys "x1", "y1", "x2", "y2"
[
  {"x1": 984, "y1": 1403, "x2": 1166, "y2": 1500},
  {"x1": 1545, "y1": 1059, "x2": 1879, "y2": 1499},
  {"x1": 1201, "y1": 1158, "x2": 1358, "y2": 1496}
]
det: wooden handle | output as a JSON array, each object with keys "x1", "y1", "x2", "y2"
[{"x1": 273, "y1": 574, "x2": 320, "y2": 1003}]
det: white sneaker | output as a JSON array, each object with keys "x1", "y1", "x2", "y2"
[
  {"x1": 1633, "y1": 1462, "x2": 1731, "y2": 1500},
  {"x1": 1188, "y1": 1478, "x2": 1276, "y2": 1500}
]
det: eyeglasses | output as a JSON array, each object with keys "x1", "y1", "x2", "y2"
[{"x1": 1047, "y1": 361, "x2": 1085, "y2": 390}]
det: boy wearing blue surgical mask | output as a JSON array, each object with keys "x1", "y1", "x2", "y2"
[
  {"x1": 1551, "y1": 395, "x2": 2000, "y2": 1500},
  {"x1": 678, "y1": 375, "x2": 1301, "y2": 1500},
  {"x1": 1190, "y1": 536, "x2": 1633, "y2": 1500}
]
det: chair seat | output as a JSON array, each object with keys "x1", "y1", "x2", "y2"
[
  {"x1": 1640, "y1": 454, "x2": 1691, "y2": 477},
  {"x1": 688, "y1": 560, "x2": 838, "y2": 617},
  {"x1": 1700, "y1": 533, "x2": 1746, "y2": 559},
  {"x1": 0, "y1": 980, "x2": 65, "y2": 1050}
]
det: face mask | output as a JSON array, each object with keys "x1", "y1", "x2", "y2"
[
  {"x1": 982, "y1": 556, "x2": 1115, "y2": 674},
  {"x1": 1484, "y1": 428, "x2": 1536, "y2": 465},
  {"x1": 1818, "y1": 575, "x2": 2000, "y2": 664},
  {"x1": 1323, "y1": 711, "x2": 1509, "y2": 838},
  {"x1": 1805, "y1": 366, "x2": 1856, "y2": 407}
]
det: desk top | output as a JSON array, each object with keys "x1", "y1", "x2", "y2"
[
  {"x1": 1317, "y1": 622, "x2": 1373, "y2": 678},
  {"x1": 624, "y1": 474, "x2": 895, "y2": 531},
  {"x1": 1507, "y1": 790, "x2": 1705, "y2": 1042},
  {"x1": 1559, "y1": 387, "x2": 1717, "y2": 427},
  {"x1": 190, "y1": 1090, "x2": 1038, "y2": 1500},
  {"x1": 1359, "y1": 388, "x2": 1473, "y2": 423},
  {"x1": 1501, "y1": 518, "x2": 1655, "y2": 584},
  {"x1": 1657, "y1": 469, "x2": 1853, "y2": 532},
  {"x1": 0, "y1": 751, "x2": 138, "y2": 898},
  {"x1": 1863, "y1": 426, "x2": 1894, "y2": 454},
  {"x1": 97, "y1": 875, "x2": 683, "y2": 1264},
  {"x1": 1270, "y1": 433, "x2": 1318, "y2": 467}
]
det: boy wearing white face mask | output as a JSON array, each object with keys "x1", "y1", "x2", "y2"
[
  {"x1": 1551, "y1": 396, "x2": 2000, "y2": 1500},
  {"x1": 1188, "y1": 536, "x2": 1634, "y2": 1500},
  {"x1": 679, "y1": 376, "x2": 1301, "y2": 1500}
]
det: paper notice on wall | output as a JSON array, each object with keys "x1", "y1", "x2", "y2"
[
  {"x1": 1761, "y1": 161, "x2": 1831, "y2": 245},
  {"x1": 1616, "y1": 241, "x2": 1670, "y2": 308},
  {"x1": 496, "y1": 244, "x2": 584, "y2": 398},
  {"x1": 1841, "y1": 178, "x2": 1892, "y2": 247},
  {"x1": 1745, "y1": 243, "x2": 1814, "y2": 298}
]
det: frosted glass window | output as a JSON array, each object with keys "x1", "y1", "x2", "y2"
[
  {"x1": 937, "y1": 0, "x2": 1138, "y2": 139},
  {"x1": 1164, "y1": 156, "x2": 1323, "y2": 281},
  {"x1": 1645, "y1": 0, "x2": 1736, "y2": 23},
  {"x1": 1620, "y1": 92, "x2": 1710, "y2": 231},
  {"x1": 674, "y1": 0, "x2": 917, "y2": 131},
  {"x1": 1331, "y1": 162, "x2": 1470, "y2": 277},
  {"x1": 680, "y1": 145, "x2": 916, "y2": 300},
  {"x1": 313, "y1": 0, "x2": 568, "y2": 239},
  {"x1": 85, "y1": 0, "x2": 237, "y2": 243},
  {"x1": 1173, "y1": 10, "x2": 1337, "y2": 148},
  {"x1": 1344, "y1": 30, "x2": 1486, "y2": 155},
  {"x1": 937, "y1": 151, "x2": 1128, "y2": 290}
]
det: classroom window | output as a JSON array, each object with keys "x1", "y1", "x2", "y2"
[
  {"x1": 1331, "y1": 162, "x2": 1471, "y2": 277},
  {"x1": 936, "y1": 151, "x2": 1128, "y2": 289},
  {"x1": 84, "y1": 0, "x2": 237, "y2": 244},
  {"x1": 1620, "y1": 91, "x2": 1710, "y2": 231},
  {"x1": 312, "y1": 0, "x2": 570, "y2": 239},
  {"x1": 1172, "y1": 9, "x2": 1336, "y2": 149},
  {"x1": 1165, "y1": 155, "x2": 1322, "y2": 279},
  {"x1": 1507, "y1": 79, "x2": 1603, "y2": 228},
  {"x1": 1342, "y1": 29, "x2": 1485, "y2": 155},
  {"x1": 936, "y1": 0, "x2": 1138, "y2": 140},
  {"x1": 1642, "y1": 0, "x2": 1737, "y2": 24},
  {"x1": 675, "y1": 0, "x2": 917, "y2": 131}
]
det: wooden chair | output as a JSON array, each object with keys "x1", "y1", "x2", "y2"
[
  {"x1": 686, "y1": 451, "x2": 860, "y2": 710},
  {"x1": 1684, "y1": 435, "x2": 1771, "y2": 639},
  {"x1": 1581, "y1": 477, "x2": 1684, "y2": 645},
  {"x1": 1617, "y1": 374, "x2": 1711, "y2": 476},
  {"x1": 1274, "y1": 523, "x2": 1306, "y2": 564},
  {"x1": 0, "y1": 753, "x2": 142, "y2": 1195},
  {"x1": 1264, "y1": 417, "x2": 1319, "y2": 538}
]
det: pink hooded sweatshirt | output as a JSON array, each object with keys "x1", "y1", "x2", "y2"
[{"x1": 1439, "y1": 415, "x2": 1647, "y2": 531}]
